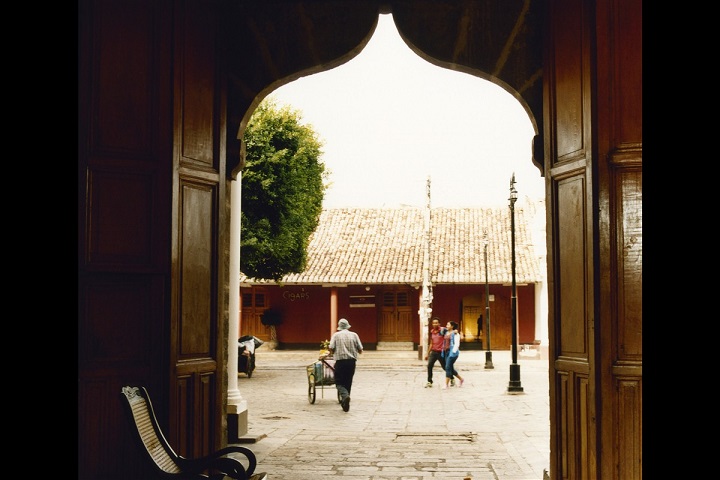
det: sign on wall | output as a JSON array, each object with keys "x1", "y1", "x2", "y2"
[{"x1": 349, "y1": 295, "x2": 375, "y2": 308}]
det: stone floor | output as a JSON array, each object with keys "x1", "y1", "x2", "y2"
[{"x1": 231, "y1": 348, "x2": 550, "y2": 480}]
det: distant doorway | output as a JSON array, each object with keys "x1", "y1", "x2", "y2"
[
  {"x1": 461, "y1": 293, "x2": 483, "y2": 343},
  {"x1": 378, "y1": 288, "x2": 413, "y2": 342},
  {"x1": 240, "y1": 287, "x2": 271, "y2": 341},
  {"x1": 462, "y1": 303, "x2": 483, "y2": 344}
]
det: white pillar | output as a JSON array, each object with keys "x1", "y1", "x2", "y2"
[
  {"x1": 528, "y1": 198, "x2": 549, "y2": 359},
  {"x1": 227, "y1": 177, "x2": 248, "y2": 439},
  {"x1": 330, "y1": 287, "x2": 338, "y2": 337},
  {"x1": 534, "y1": 280, "x2": 549, "y2": 358}
]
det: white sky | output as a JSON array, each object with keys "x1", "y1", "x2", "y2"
[{"x1": 271, "y1": 14, "x2": 543, "y2": 209}]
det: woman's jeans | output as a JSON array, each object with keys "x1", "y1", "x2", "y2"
[{"x1": 445, "y1": 354, "x2": 459, "y2": 379}]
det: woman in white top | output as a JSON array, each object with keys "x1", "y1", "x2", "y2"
[{"x1": 442, "y1": 321, "x2": 465, "y2": 389}]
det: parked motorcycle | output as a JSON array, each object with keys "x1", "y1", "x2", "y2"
[{"x1": 238, "y1": 335, "x2": 264, "y2": 378}]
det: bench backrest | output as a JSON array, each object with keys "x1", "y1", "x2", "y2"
[{"x1": 121, "y1": 386, "x2": 182, "y2": 474}]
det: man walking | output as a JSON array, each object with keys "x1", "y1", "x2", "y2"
[
  {"x1": 424, "y1": 317, "x2": 447, "y2": 387},
  {"x1": 329, "y1": 318, "x2": 363, "y2": 412}
]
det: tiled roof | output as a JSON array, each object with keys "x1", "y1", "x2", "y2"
[{"x1": 240, "y1": 204, "x2": 543, "y2": 285}]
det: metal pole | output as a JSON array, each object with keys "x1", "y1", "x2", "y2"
[
  {"x1": 419, "y1": 177, "x2": 433, "y2": 360},
  {"x1": 484, "y1": 231, "x2": 493, "y2": 369},
  {"x1": 507, "y1": 173, "x2": 523, "y2": 392}
]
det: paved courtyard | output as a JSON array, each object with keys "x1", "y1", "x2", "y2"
[{"x1": 232, "y1": 348, "x2": 550, "y2": 480}]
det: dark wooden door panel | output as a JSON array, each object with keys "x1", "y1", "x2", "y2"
[
  {"x1": 378, "y1": 309, "x2": 395, "y2": 341},
  {"x1": 396, "y1": 309, "x2": 413, "y2": 342},
  {"x1": 169, "y1": 0, "x2": 226, "y2": 460},
  {"x1": 78, "y1": 0, "x2": 173, "y2": 477},
  {"x1": 546, "y1": 0, "x2": 642, "y2": 478},
  {"x1": 241, "y1": 310, "x2": 271, "y2": 341}
]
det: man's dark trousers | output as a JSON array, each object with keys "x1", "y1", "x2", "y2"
[
  {"x1": 335, "y1": 358, "x2": 357, "y2": 399},
  {"x1": 427, "y1": 350, "x2": 445, "y2": 384}
]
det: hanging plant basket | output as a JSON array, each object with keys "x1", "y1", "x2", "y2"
[
  {"x1": 260, "y1": 309, "x2": 283, "y2": 327},
  {"x1": 261, "y1": 309, "x2": 283, "y2": 347}
]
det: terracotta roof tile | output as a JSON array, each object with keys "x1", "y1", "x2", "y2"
[{"x1": 240, "y1": 204, "x2": 543, "y2": 285}]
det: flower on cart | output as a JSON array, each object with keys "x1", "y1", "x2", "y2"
[{"x1": 319, "y1": 339, "x2": 330, "y2": 357}]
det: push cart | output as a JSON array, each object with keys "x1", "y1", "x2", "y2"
[
  {"x1": 306, "y1": 356, "x2": 342, "y2": 404},
  {"x1": 238, "y1": 335, "x2": 263, "y2": 378}
]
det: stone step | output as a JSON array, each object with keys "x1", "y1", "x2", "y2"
[{"x1": 376, "y1": 341, "x2": 414, "y2": 351}]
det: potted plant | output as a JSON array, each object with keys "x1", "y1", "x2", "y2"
[{"x1": 260, "y1": 309, "x2": 283, "y2": 350}]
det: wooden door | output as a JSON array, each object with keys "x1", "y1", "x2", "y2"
[
  {"x1": 78, "y1": 0, "x2": 226, "y2": 477},
  {"x1": 378, "y1": 289, "x2": 413, "y2": 342},
  {"x1": 545, "y1": 1, "x2": 642, "y2": 478},
  {"x1": 240, "y1": 289, "x2": 271, "y2": 341},
  {"x1": 167, "y1": 0, "x2": 226, "y2": 461}
]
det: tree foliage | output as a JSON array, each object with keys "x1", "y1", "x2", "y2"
[{"x1": 240, "y1": 97, "x2": 327, "y2": 280}]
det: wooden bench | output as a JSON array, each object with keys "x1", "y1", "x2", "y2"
[{"x1": 121, "y1": 386, "x2": 268, "y2": 480}]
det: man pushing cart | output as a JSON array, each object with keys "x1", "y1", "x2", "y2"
[{"x1": 307, "y1": 318, "x2": 363, "y2": 412}]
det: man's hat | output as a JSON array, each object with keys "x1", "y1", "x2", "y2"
[{"x1": 337, "y1": 318, "x2": 351, "y2": 330}]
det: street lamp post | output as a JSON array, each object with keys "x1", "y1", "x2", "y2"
[
  {"x1": 507, "y1": 173, "x2": 524, "y2": 393},
  {"x1": 483, "y1": 231, "x2": 494, "y2": 369}
]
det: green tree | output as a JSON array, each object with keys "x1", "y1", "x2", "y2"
[{"x1": 240, "y1": 97, "x2": 327, "y2": 280}]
